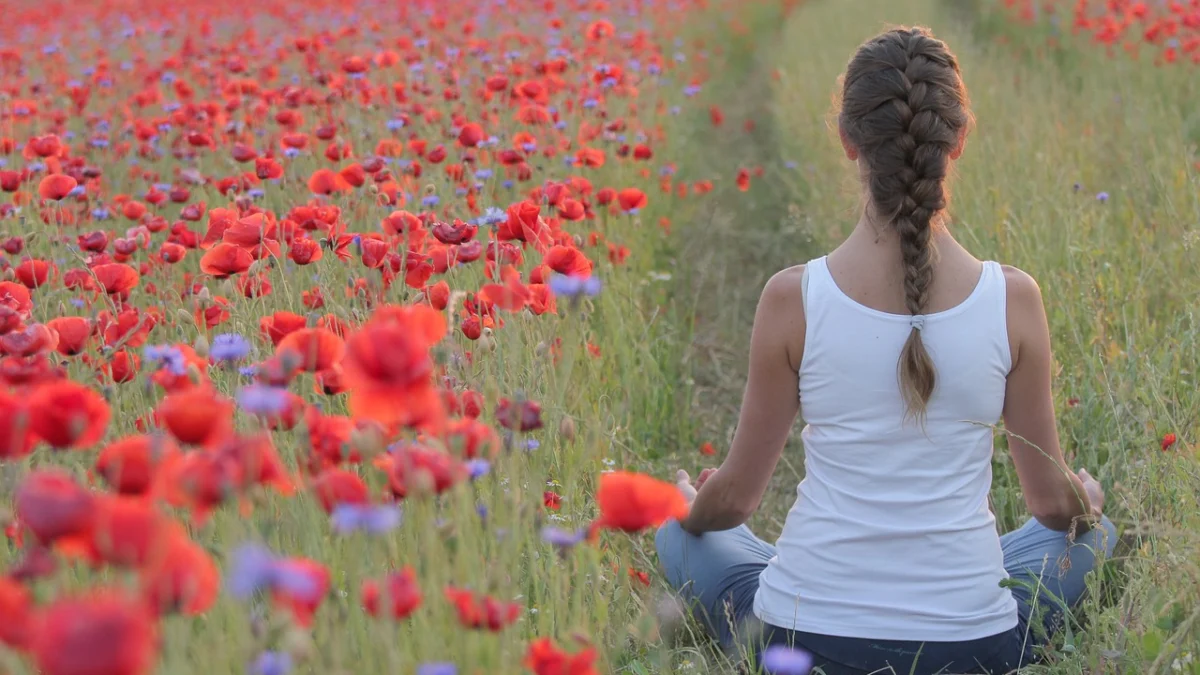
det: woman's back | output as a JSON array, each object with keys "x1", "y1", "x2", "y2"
[{"x1": 754, "y1": 253, "x2": 1020, "y2": 640}]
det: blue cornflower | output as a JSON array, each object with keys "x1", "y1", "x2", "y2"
[
  {"x1": 466, "y1": 459, "x2": 491, "y2": 480},
  {"x1": 422, "y1": 194, "x2": 440, "y2": 207},
  {"x1": 416, "y1": 663, "x2": 457, "y2": 675},
  {"x1": 760, "y1": 645, "x2": 814, "y2": 675},
  {"x1": 144, "y1": 344, "x2": 188, "y2": 375},
  {"x1": 92, "y1": 207, "x2": 111, "y2": 220},
  {"x1": 477, "y1": 207, "x2": 506, "y2": 227},
  {"x1": 251, "y1": 651, "x2": 292, "y2": 675},
  {"x1": 228, "y1": 544, "x2": 319, "y2": 600},
  {"x1": 548, "y1": 273, "x2": 602, "y2": 299},
  {"x1": 236, "y1": 385, "x2": 289, "y2": 415},
  {"x1": 330, "y1": 504, "x2": 402, "y2": 535},
  {"x1": 211, "y1": 333, "x2": 252, "y2": 361},
  {"x1": 541, "y1": 526, "x2": 586, "y2": 550},
  {"x1": 1096, "y1": 192, "x2": 1109, "y2": 203}
]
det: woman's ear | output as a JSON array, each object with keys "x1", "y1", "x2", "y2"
[
  {"x1": 950, "y1": 129, "x2": 967, "y2": 160},
  {"x1": 839, "y1": 126, "x2": 859, "y2": 161}
]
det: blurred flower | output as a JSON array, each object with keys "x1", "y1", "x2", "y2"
[
  {"x1": 251, "y1": 651, "x2": 292, "y2": 675},
  {"x1": 1162, "y1": 433, "x2": 1177, "y2": 451},
  {"x1": 212, "y1": 333, "x2": 252, "y2": 361},
  {"x1": 760, "y1": 645, "x2": 813, "y2": 675},
  {"x1": 1096, "y1": 192, "x2": 1109, "y2": 203},
  {"x1": 144, "y1": 344, "x2": 188, "y2": 375},
  {"x1": 236, "y1": 385, "x2": 290, "y2": 415},
  {"x1": 229, "y1": 544, "x2": 319, "y2": 600},
  {"x1": 466, "y1": 459, "x2": 491, "y2": 480},
  {"x1": 416, "y1": 664, "x2": 456, "y2": 675},
  {"x1": 548, "y1": 273, "x2": 602, "y2": 299},
  {"x1": 541, "y1": 526, "x2": 586, "y2": 551},
  {"x1": 330, "y1": 503, "x2": 402, "y2": 535}
]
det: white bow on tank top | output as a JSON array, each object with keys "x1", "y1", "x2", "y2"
[{"x1": 753, "y1": 256, "x2": 1020, "y2": 641}]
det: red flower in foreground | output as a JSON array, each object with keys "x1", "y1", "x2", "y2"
[
  {"x1": 524, "y1": 637, "x2": 599, "y2": 675},
  {"x1": 444, "y1": 586, "x2": 522, "y2": 631},
  {"x1": 616, "y1": 188, "x2": 647, "y2": 212},
  {"x1": 276, "y1": 327, "x2": 345, "y2": 372},
  {"x1": 27, "y1": 380, "x2": 111, "y2": 450},
  {"x1": 95, "y1": 434, "x2": 179, "y2": 495},
  {"x1": 27, "y1": 590, "x2": 158, "y2": 675},
  {"x1": 1162, "y1": 433, "x2": 1177, "y2": 451},
  {"x1": 37, "y1": 174, "x2": 77, "y2": 201},
  {"x1": 342, "y1": 304, "x2": 446, "y2": 429},
  {"x1": 595, "y1": 471, "x2": 689, "y2": 532},
  {"x1": 0, "y1": 576, "x2": 32, "y2": 648},
  {"x1": 271, "y1": 558, "x2": 330, "y2": 626},
  {"x1": 361, "y1": 566, "x2": 423, "y2": 620}
]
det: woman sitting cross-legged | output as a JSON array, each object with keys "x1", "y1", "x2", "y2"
[{"x1": 656, "y1": 26, "x2": 1117, "y2": 675}]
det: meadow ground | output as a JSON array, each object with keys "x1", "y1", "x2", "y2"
[{"x1": 0, "y1": 0, "x2": 1196, "y2": 674}]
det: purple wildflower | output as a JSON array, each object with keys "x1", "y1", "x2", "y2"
[
  {"x1": 466, "y1": 458, "x2": 491, "y2": 480},
  {"x1": 761, "y1": 646, "x2": 813, "y2": 675},
  {"x1": 548, "y1": 273, "x2": 602, "y2": 299},
  {"x1": 251, "y1": 652, "x2": 292, "y2": 675},
  {"x1": 330, "y1": 503, "x2": 402, "y2": 535},
  {"x1": 211, "y1": 333, "x2": 252, "y2": 361},
  {"x1": 416, "y1": 664, "x2": 456, "y2": 675},
  {"x1": 143, "y1": 344, "x2": 188, "y2": 375},
  {"x1": 236, "y1": 385, "x2": 289, "y2": 415},
  {"x1": 541, "y1": 526, "x2": 586, "y2": 551},
  {"x1": 228, "y1": 543, "x2": 319, "y2": 600},
  {"x1": 1096, "y1": 191, "x2": 1109, "y2": 203}
]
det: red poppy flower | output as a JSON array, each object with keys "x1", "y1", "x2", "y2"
[
  {"x1": 616, "y1": 188, "x2": 648, "y2": 212},
  {"x1": 95, "y1": 434, "x2": 179, "y2": 496},
  {"x1": 15, "y1": 469, "x2": 95, "y2": 544},
  {"x1": 308, "y1": 168, "x2": 351, "y2": 195},
  {"x1": 444, "y1": 417, "x2": 500, "y2": 459},
  {"x1": 37, "y1": 173, "x2": 78, "y2": 201},
  {"x1": 288, "y1": 237, "x2": 323, "y2": 265},
  {"x1": 342, "y1": 305, "x2": 446, "y2": 429},
  {"x1": 28, "y1": 380, "x2": 111, "y2": 449},
  {"x1": 1162, "y1": 433, "x2": 1177, "y2": 451},
  {"x1": 524, "y1": 637, "x2": 599, "y2": 675},
  {"x1": 47, "y1": 316, "x2": 93, "y2": 355},
  {"x1": 595, "y1": 471, "x2": 689, "y2": 532},
  {"x1": 0, "y1": 322, "x2": 59, "y2": 356},
  {"x1": 0, "y1": 390, "x2": 37, "y2": 459},
  {"x1": 379, "y1": 445, "x2": 467, "y2": 499},
  {"x1": 139, "y1": 530, "x2": 219, "y2": 617},
  {"x1": 154, "y1": 387, "x2": 234, "y2": 447},
  {"x1": 543, "y1": 245, "x2": 594, "y2": 278},
  {"x1": 271, "y1": 558, "x2": 330, "y2": 626},
  {"x1": 443, "y1": 586, "x2": 522, "y2": 631},
  {"x1": 260, "y1": 311, "x2": 308, "y2": 346},
  {"x1": 28, "y1": 590, "x2": 158, "y2": 675},
  {"x1": 15, "y1": 258, "x2": 54, "y2": 288},
  {"x1": 0, "y1": 280, "x2": 33, "y2": 319},
  {"x1": 310, "y1": 468, "x2": 369, "y2": 513},
  {"x1": 0, "y1": 576, "x2": 31, "y2": 648},
  {"x1": 496, "y1": 398, "x2": 543, "y2": 432},
  {"x1": 199, "y1": 243, "x2": 254, "y2": 278},
  {"x1": 277, "y1": 327, "x2": 345, "y2": 372},
  {"x1": 361, "y1": 566, "x2": 423, "y2": 620}
]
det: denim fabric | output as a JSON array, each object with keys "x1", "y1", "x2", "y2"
[{"x1": 655, "y1": 516, "x2": 1117, "y2": 674}]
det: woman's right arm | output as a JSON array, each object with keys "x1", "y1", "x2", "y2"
[{"x1": 1002, "y1": 266, "x2": 1099, "y2": 534}]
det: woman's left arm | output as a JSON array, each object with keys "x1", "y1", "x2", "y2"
[{"x1": 679, "y1": 266, "x2": 806, "y2": 535}]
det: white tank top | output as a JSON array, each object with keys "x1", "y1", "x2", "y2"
[{"x1": 753, "y1": 256, "x2": 1020, "y2": 641}]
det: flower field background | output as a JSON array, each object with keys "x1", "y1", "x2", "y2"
[{"x1": 0, "y1": 1, "x2": 1197, "y2": 675}]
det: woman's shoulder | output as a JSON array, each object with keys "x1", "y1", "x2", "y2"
[
  {"x1": 998, "y1": 264, "x2": 1044, "y2": 310},
  {"x1": 762, "y1": 264, "x2": 808, "y2": 308}
]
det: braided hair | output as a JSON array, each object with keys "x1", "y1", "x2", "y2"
[{"x1": 838, "y1": 27, "x2": 971, "y2": 422}]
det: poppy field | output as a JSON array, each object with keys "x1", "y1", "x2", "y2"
[{"x1": 0, "y1": 0, "x2": 1197, "y2": 674}]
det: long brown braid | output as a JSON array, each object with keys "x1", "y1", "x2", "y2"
[{"x1": 838, "y1": 27, "x2": 972, "y2": 422}]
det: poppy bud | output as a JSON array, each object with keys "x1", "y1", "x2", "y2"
[
  {"x1": 175, "y1": 308, "x2": 194, "y2": 324},
  {"x1": 349, "y1": 426, "x2": 386, "y2": 460},
  {"x1": 559, "y1": 417, "x2": 576, "y2": 442},
  {"x1": 478, "y1": 328, "x2": 496, "y2": 353},
  {"x1": 193, "y1": 334, "x2": 210, "y2": 358},
  {"x1": 573, "y1": 235, "x2": 585, "y2": 248},
  {"x1": 196, "y1": 286, "x2": 212, "y2": 302},
  {"x1": 283, "y1": 626, "x2": 315, "y2": 662},
  {"x1": 534, "y1": 341, "x2": 549, "y2": 358}
]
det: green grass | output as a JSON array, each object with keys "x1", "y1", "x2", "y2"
[{"x1": 1, "y1": 0, "x2": 1197, "y2": 673}]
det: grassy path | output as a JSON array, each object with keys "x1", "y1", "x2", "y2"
[{"x1": 658, "y1": 0, "x2": 1199, "y2": 671}]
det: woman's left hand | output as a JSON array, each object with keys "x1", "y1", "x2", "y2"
[{"x1": 675, "y1": 470, "x2": 699, "y2": 503}]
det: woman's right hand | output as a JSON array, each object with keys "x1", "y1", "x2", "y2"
[{"x1": 1077, "y1": 468, "x2": 1105, "y2": 517}]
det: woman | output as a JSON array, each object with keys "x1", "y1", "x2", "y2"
[{"x1": 655, "y1": 26, "x2": 1116, "y2": 675}]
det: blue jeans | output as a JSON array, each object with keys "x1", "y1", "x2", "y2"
[{"x1": 655, "y1": 516, "x2": 1117, "y2": 674}]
